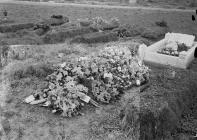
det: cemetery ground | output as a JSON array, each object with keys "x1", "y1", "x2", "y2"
[{"x1": 0, "y1": 1, "x2": 197, "y2": 140}]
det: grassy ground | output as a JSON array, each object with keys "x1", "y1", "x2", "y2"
[
  {"x1": 2, "y1": 41, "x2": 197, "y2": 140},
  {"x1": 0, "y1": 2, "x2": 197, "y2": 46},
  {"x1": 0, "y1": 2, "x2": 197, "y2": 140},
  {"x1": 0, "y1": 3, "x2": 196, "y2": 33},
  {"x1": 0, "y1": 41, "x2": 134, "y2": 140}
]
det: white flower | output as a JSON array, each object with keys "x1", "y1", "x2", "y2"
[
  {"x1": 136, "y1": 80, "x2": 141, "y2": 86},
  {"x1": 60, "y1": 62, "x2": 66, "y2": 68},
  {"x1": 104, "y1": 72, "x2": 113, "y2": 79},
  {"x1": 118, "y1": 66, "x2": 121, "y2": 71}
]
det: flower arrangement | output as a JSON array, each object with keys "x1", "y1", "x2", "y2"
[
  {"x1": 157, "y1": 41, "x2": 189, "y2": 57},
  {"x1": 26, "y1": 45, "x2": 150, "y2": 117}
]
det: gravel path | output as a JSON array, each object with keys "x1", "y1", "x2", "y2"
[{"x1": 0, "y1": 0, "x2": 195, "y2": 13}]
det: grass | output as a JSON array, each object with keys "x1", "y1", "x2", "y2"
[
  {"x1": 116, "y1": 62, "x2": 197, "y2": 139},
  {"x1": 0, "y1": 23, "x2": 34, "y2": 33},
  {"x1": 88, "y1": 105, "x2": 129, "y2": 140},
  {"x1": 4, "y1": 61, "x2": 53, "y2": 80},
  {"x1": 58, "y1": 47, "x2": 80, "y2": 55},
  {"x1": 43, "y1": 27, "x2": 97, "y2": 44},
  {"x1": 0, "y1": 29, "x2": 44, "y2": 45},
  {"x1": 155, "y1": 20, "x2": 168, "y2": 27},
  {"x1": 71, "y1": 31, "x2": 118, "y2": 44},
  {"x1": 0, "y1": 19, "x2": 15, "y2": 25}
]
